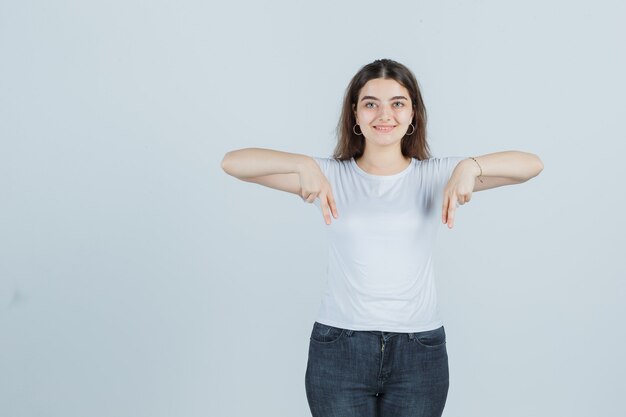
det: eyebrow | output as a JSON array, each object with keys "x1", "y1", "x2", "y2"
[{"x1": 360, "y1": 95, "x2": 409, "y2": 101}]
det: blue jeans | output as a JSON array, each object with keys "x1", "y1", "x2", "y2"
[{"x1": 305, "y1": 322, "x2": 449, "y2": 417}]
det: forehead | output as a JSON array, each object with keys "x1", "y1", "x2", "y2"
[{"x1": 358, "y1": 78, "x2": 410, "y2": 99}]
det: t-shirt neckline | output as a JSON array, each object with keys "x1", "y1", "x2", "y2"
[{"x1": 350, "y1": 157, "x2": 415, "y2": 180}]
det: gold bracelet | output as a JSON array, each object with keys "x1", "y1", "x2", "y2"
[{"x1": 469, "y1": 157, "x2": 484, "y2": 183}]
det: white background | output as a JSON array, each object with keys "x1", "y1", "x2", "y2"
[{"x1": 1, "y1": 1, "x2": 624, "y2": 416}]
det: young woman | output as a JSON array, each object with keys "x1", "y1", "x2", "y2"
[{"x1": 221, "y1": 59, "x2": 543, "y2": 417}]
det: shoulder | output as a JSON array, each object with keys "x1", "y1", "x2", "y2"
[
  {"x1": 417, "y1": 156, "x2": 468, "y2": 182},
  {"x1": 420, "y1": 156, "x2": 466, "y2": 166},
  {"x1": 419, "y1": 156, "x2": 467, "y2": 171},
  {"x1": 311, "y1": 156, "x2": 347, "y2": 166},
  {"x1": 311, "y1": 156, "x2": 350, "y2": 176}
]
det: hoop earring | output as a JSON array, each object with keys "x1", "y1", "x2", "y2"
[
  {"x1": 353, "y1": 124, "x2": 363, "y2": 136},
  {"x1": 405, "y1": 123, "x2": 415, "y2": 136}
]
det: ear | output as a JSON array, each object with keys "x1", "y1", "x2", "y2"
[{"x1": 352, "y1": 103, "x2": 358, "y2": 123}]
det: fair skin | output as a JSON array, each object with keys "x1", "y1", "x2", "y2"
[
  {"x1": 221, "y1": 77, "x2": 544, "y2": 228},
  {"x1": 352, "y1": 78, "x2": 415, "y2": 175}
]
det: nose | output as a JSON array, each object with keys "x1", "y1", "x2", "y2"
[{"x1": 378, "y1": 103, "x2": 392, "y2": 121}]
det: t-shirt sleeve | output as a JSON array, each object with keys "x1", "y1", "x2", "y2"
[
  {"x1": 311, "y1": 156, "x2": 331, "y2": 177},
  {"x1": 441, "y1": 156, "x2": 468, "y2": 182},
  {"x1": 434, "y1": 156, "x2": 468, "y2": 197}
]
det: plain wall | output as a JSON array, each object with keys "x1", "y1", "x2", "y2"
[{"x1": 1, "y1": 1, "x2": 624, "y2": 416}]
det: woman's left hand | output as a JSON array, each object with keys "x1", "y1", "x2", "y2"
[{"x1": 442, "y1": 160, "x2": 478, "y2": 229}]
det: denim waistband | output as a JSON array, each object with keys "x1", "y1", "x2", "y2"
[{"x1": 341, "y1": 329, "x2": 436, "y2": 341}]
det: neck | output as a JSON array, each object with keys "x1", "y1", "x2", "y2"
[{"x1": 356, "y1": 146, "x2": 411, "y2": 175}]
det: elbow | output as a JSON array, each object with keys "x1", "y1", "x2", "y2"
[
  {"x1": 523, "y1": 153, "x2": 544, "y2": 181},
  {"x1": 221, "y1": 151, "x2": 234, "y2": 176},
  {"x1": 532, "y1": 154, "x2": 544, "y2": 178},
  {"x1": 221, "y1": 150, "x2": 252, "y2": 180}
]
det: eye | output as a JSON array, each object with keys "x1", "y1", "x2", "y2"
[
  {"x1": 364, "y1": 102, "x2": 377, "y2": 109},
  {"x1": 393, "y1": 101, "x2": 405, "y2": 108}
]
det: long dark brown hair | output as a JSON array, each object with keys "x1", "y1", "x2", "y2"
[{"x1": 333, "y1": 59, "x2": 431, "y2": 161}]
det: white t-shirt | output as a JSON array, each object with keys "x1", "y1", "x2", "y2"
[{"x1": 311, "y1": 155, "x2": 467, "y2": 333}]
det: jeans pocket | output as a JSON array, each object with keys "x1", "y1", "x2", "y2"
[
  {"x1": 413, "y1": 326, "x2": 446, "y2": 348},
  {"x1": 310, "y1": 321, "x2": 345, "y2": 344}
]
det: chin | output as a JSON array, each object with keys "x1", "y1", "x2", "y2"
[{"x1": 368, "y1": 137, "x2": 404, "y2": 147}]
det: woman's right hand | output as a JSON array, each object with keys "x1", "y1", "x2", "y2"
[
  {"x1": 221, "y1": 148, "x2": 339, "y2": 225},
  {"x1": 299, "y1": 162, "x2": 339, "y2": 225}
]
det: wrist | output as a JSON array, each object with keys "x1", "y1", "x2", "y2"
[
  {"x1": 465, "y1": 157, "x2": 484, "y2": 183},
  {"x1": 461, "y1": 158, "x2": 480, "y2": 176},
  {"x1": 295, "y1": 155, "x2": 316, "y2": 175}
]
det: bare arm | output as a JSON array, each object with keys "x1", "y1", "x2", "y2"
[
  {"x1": 442, "y1": 151, "x2": 544, "y2": 229},
  {"x1": 464, "y1": 151, "x2": 544, "y2": 192},
  {"x1": 221, "y1": 148, "x2": 313, "y2": 181},
  {"x1": 221, "y1": 147, "x2": 339, "y2": 224}
]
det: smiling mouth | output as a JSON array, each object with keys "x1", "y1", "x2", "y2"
[{"x1": 374, "y1": 125, "x2": 396, "y2": 133}]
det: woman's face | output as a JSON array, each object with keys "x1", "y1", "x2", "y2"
[{"x1": 353, "y1": 78, "x2": 415, "y2": 148}]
